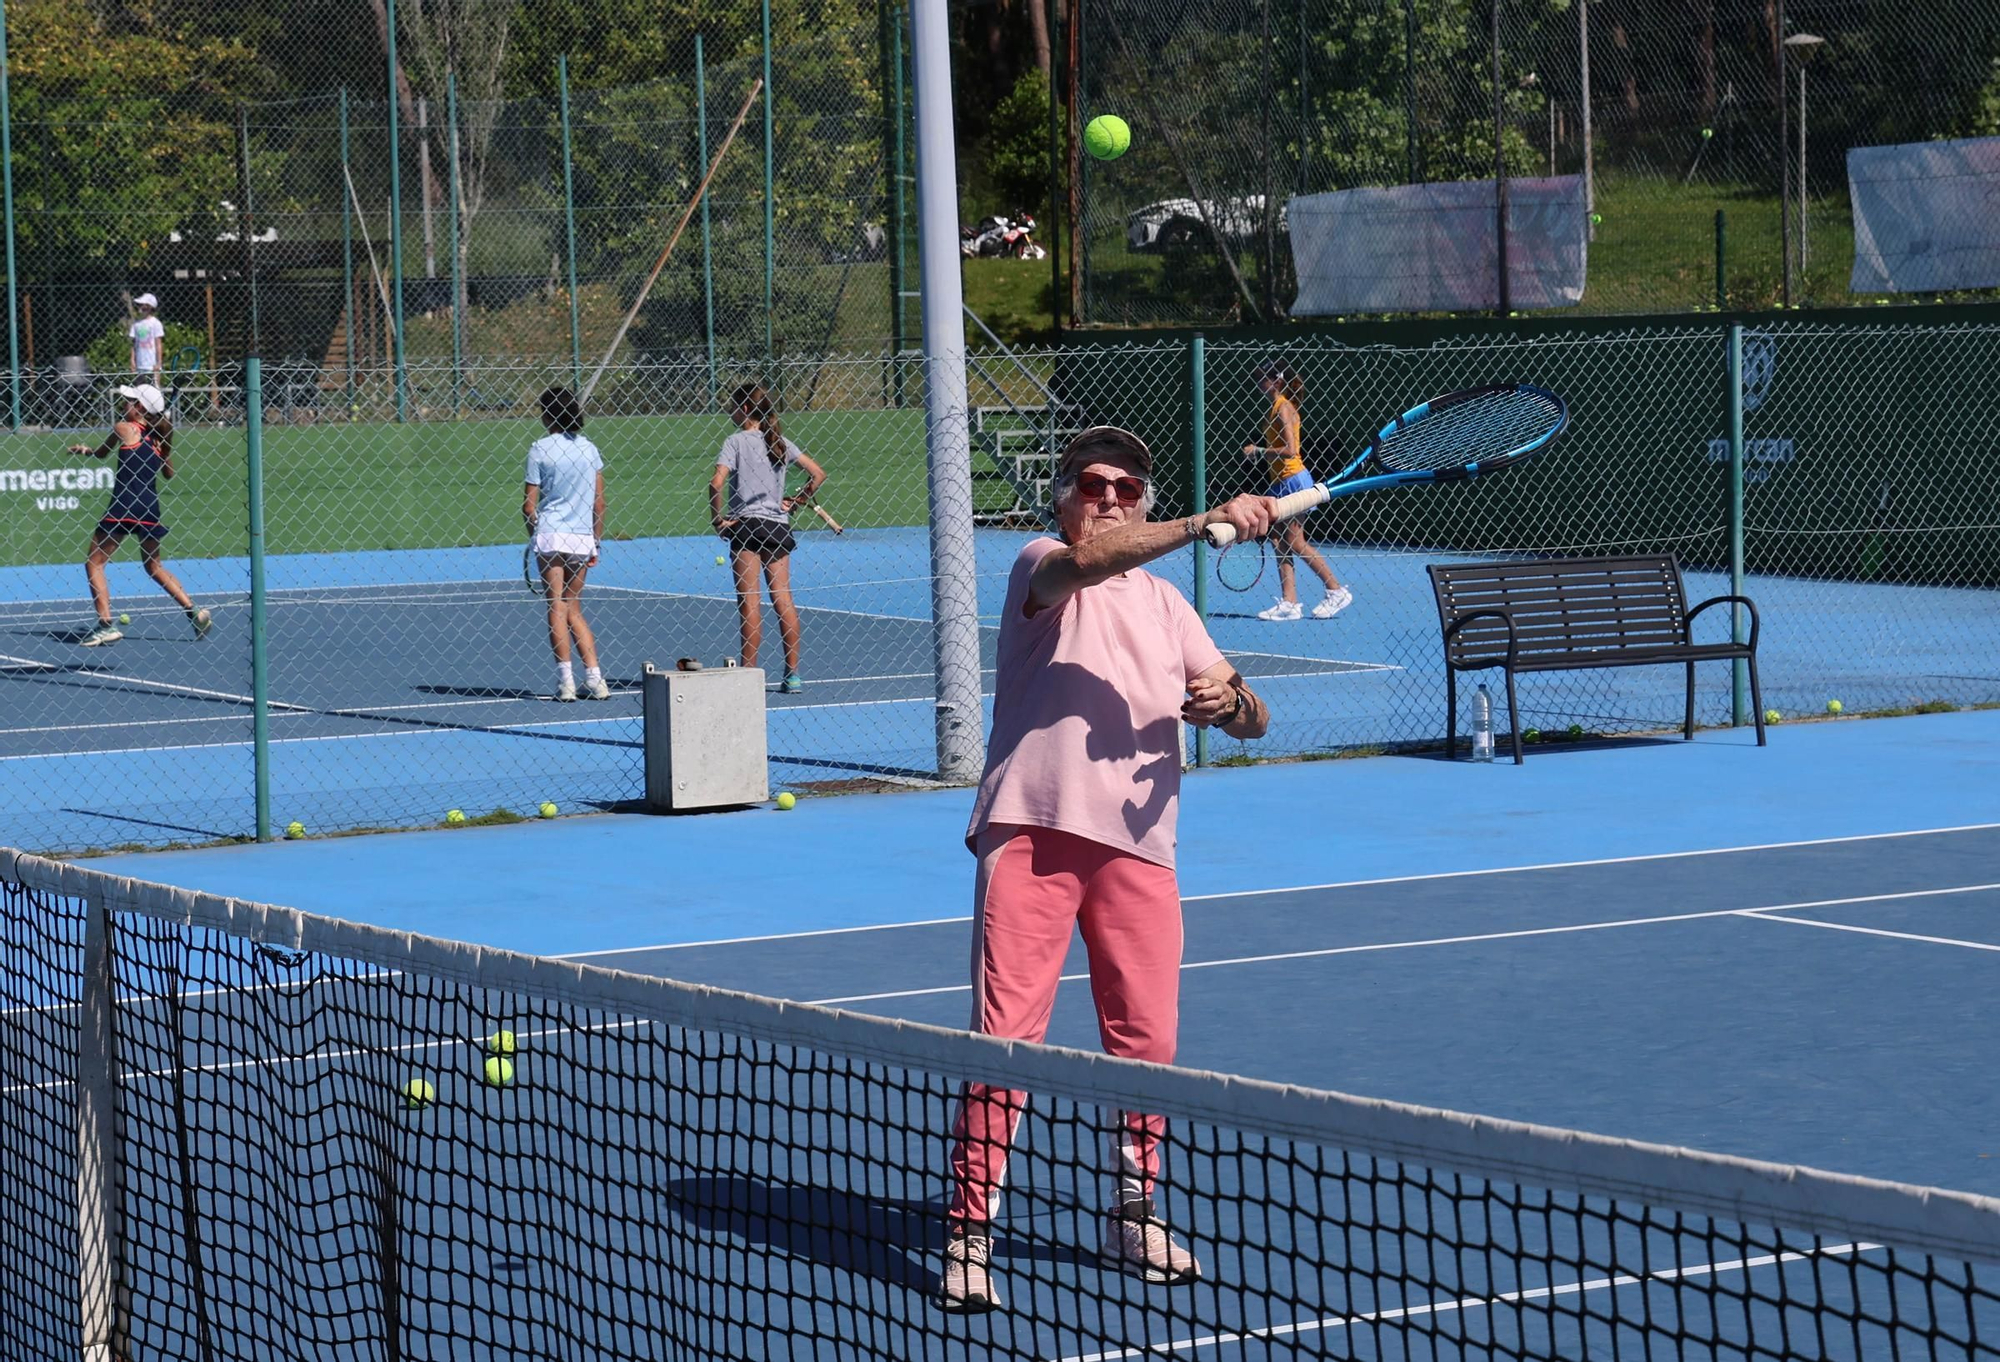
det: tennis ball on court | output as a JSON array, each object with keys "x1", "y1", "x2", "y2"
[
  {"x1": 284, "y1": 820, "x2": 305, "y2": 839},
  {"x1": 1083, "y1": 114, "x2": 1132, "y2": 161},
  {"x1": 483, "y1": 1057, "x2": 514, "y2": 1087},
  {"x1": 1826, "y1": 698, "x2": 1844, "y2": 714},
  {"x1": 401, "y1": 1078, "x2": 436, "y2": 1110},
  {"x1": 1589, "y1": 212, "x2": 1603, "y2": 225},
  {"x1": 715, "y1": 554, "x2": 726, "y2": 565},
  {"x1": 1522, "y1": 728, "x2": 1541, "y2": 743},
  {"x1": 775, "y1": 791, "x2": 797, "y2": 811},
  {"x1": 1566, "y1": 724, "x2": 1585, "y2": 740},
  {"x1": 484, "y1": 1029, "x2": 518, "y2": 1056},
  {"x1": 445, "y1": 808, "x2": 467, "y2": 826},
  {"x1": 117, "y1": 613, "x2": 130, "y2": 625},
  {"x1": 1765, "y1": 708, "x2": 1782, "y2": 723},
  {"x1": 538, "y1": 801, "x2": 558, "y2": 819}
]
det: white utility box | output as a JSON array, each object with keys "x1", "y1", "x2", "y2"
[{"x1": 641, "y1": 661, "x2": 768, "y2": 811}]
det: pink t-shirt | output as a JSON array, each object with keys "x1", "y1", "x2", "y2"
[{"x1": 967, "y1": 537, "x2": 1227, "y2": 869}]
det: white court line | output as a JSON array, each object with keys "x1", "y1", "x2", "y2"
[
  {"x1": 804, "y1": 884, "x2": 2000, "y2": 1006},
  {"x1": 1740, "y1": 910, "x2": 2000, "y2": 953},
  {"x1": 0, "y1": 651, "x2": 314, "y2": 712},
  {"x1": 1052, "y1": 1244, "x2": 1873, "y2": 1362}
]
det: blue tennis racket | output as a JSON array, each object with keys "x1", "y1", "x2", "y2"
[{"x1": 1210, "y1": 382, "x2": 1569, "y2": 589}]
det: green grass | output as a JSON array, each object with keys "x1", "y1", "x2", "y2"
[{"x1": 0, "y1": 406, "x2": 930, "y2": 569}]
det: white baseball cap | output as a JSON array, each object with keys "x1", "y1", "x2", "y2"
[
  {"x1": 134, "y1": 292, "x2": 159, "y2": 308},
  {"x1": 115, "y1": 383, "x2": 166, "y2": 414}
]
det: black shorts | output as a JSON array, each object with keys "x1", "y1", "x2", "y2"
[{"x1": 725, "y1": 518, "x2": 795, "y2": 562}]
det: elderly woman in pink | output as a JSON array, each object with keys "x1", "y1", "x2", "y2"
[{"x1": 939, "y1": 425, "x2": 1278, "y2": 1313}]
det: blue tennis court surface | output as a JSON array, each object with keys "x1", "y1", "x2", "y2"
[
  {"x1": 9, "y1": 525, "x2": 1998, "y2": 850},
  {"x1": 51, "y1": 708, "x2": 2000, "y2": 1356}
]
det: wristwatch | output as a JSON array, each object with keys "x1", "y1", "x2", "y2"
[{"x1": 1222, "y1": 687, "x2": 1246, "y2": 727}]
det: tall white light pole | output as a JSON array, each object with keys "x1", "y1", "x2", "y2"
[
  {"x1": 909, "y1": 0, "x2": 985, "y2": 782},
  {"x1": 1782, "y1": 33, "x2": 1825, "y2": 280}
]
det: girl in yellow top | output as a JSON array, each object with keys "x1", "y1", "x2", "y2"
[{"x1": 1242, "y1": 361, "x2": 1350, "y2": 620}]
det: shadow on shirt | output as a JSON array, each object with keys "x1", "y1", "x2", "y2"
[{"x1": 995, "y1": 659, "x2": 1183, "y2": 850}]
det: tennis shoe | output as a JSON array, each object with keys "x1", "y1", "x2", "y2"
[
  {"x1": 190, "y1": 607, "x2": 214, "y2": 639},
  {"x1": 584, "y1": 676, "x2": 611, "y2": 701},
  {"x1": 779, "y1": 672, "x2": 803, "y2": 694},
  {"x1": 555, "y1": 679, "x2": 577, "y2": 702},
  {"x1": 1311, "y1": 587, "x2": 1353, "y2": 619},
  {"x1": 81, "y1": 621, "x2": 122, "y2": 647},
  {"x1": 1256, "y1": 599, "x2": 1303, "y2": 622},
  {"x1": 938, "y1": 1227, "x2": 1001, "y2": 1313},
  {"x1": 1100, "y1": 1199, "x2": 1200, "y2": 1285}
]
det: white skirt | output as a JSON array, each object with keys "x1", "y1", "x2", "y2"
[{"x1": 533, "y1": 529, "x2": 597, "y2": 558}]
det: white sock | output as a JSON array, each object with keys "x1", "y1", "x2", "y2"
[
  {"x1": 583, "y1": 666, "x2": 603, "y2": 686},
  {"x1": 556, "y1": 661, "x2": 575, "y2": 688}
]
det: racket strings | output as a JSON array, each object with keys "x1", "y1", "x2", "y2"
[{"x1": 1374, "y1": 389, "x2": 1566, "y2": 474}]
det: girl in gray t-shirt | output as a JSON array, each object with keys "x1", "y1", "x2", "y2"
[{"x1": 708, "y1": 382, "x2": 826, "y2": 693}]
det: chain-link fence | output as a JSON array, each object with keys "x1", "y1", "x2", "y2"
[
  {"x1": 1064, "y1": 0, "x2": 2000, "y2": 327},
  {"x1": 2, "y1": 0, "x2": 914, "y2": 405},
  {"x1": 2, "y1": 318, "x2": 1997, "y2": 852}
]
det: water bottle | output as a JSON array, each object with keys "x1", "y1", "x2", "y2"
[{"x1": 1472, "y1": 683, "x2": 1495, "y2": 763}]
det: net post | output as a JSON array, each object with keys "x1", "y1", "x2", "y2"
[
  {"x1": 1190, "y1": 333, "x2": 1209, "y2": 769},
  {"x1": 696, "y1": 38, "x2": 717, "y2": 406},
  {"x1": 0, "y1": 0, "x2": 20, "y2": 433},
  {"x1": 248, "y1": 357, "x2": 272, "y2": 839},
  {"x1": 911, "y1": 0, "x2": 985, "y2": 784},
  {"x1": 75, "y1": 887, "x2": 122, "y2": 1362},
  {"x1": 559, "y1": 55, "x2": 582, "y2": 395},
  {"x1": 1727, "y1": 323, "x2": 1747, "y2": 726}
]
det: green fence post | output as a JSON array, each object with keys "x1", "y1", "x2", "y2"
[
  {"x1": 696, "y1": 36, "x2": 717, "y2": 405},
  {"x1": 246, "y1": 358, "x2": 271, "y2": 840},
  {"x1": 762, "y1": 0, "x2": 775, "y2": 359},
  {"x1": 0, "y1": 0, "x2": 20, "y2": 431},
  {"x1": 340, "y1": 87, "x2": 356, "y2": 410},
  {"x1": 1714, "y1": 208, "x2": 1727, "y2": 313},
  {"x1": 1191, "y1": 334, "x2": 1209, "y2": 768},
  {"x1": 386, "y1": 0, "x2": 408, "y2": 421},
  {"x1": 1727, "y1": 322, "x2": 1746, "y2": 726},
  {"x1": 891, "y1": 10, "x2": 910, "y2": 403},
  {"x1": 447, "y1": 72, "x2": 464, "y2": 414},
  {"x1": 559, "y1": 55, "x2": 582, "y2": 394},
  {"x1": 237, "y1": 105, "x2": 263, "y2": 357}
]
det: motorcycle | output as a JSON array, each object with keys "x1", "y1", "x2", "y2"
[{"x1": 960, "y1": 210, "x2": 1046, "y2": 261}]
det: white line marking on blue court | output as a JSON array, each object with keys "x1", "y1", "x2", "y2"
[
  {"x1": 1739, "y1": 911, "x2": 2000, "y2": 952},
  {"x1": 801, "y1": 884, "x2": 2000, "y2": 1006}
]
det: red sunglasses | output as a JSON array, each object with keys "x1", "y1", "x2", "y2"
[{"x1": 1074, "y1": 472, "x2": 1147, "y2": 504}]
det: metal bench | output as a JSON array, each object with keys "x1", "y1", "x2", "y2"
[{"x1": 1427, "y1": 554, "x2": 1765, "y2": 763}]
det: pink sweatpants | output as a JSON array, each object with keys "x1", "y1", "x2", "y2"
[{"x1": 947, "y1": 824, "x2": 1184, "y2": 1225}]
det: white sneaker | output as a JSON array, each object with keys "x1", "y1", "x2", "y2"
[
  {"x1": 1256, "y1": 599, "x2": 1303, "y2": 622},
  {"x1": 584, "y1": 676, "x2": 611, "y2": 700},
  {"x1": 1100, "y1": 1200, "x2": 1200, "y2": 1284},
  {"x1": 555, "y1": 679, "x2": 577, "y2": 702},
  {"x1": 1311, "y1": 586, "x2": 1353, "y2": 619},
  {"x1": 937, "y1": 1228, "x2": 1001, "y2": 1312}
]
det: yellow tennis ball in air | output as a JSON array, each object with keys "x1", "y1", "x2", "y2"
[
  {"x1": 1084, "y1": 114, "x2": 1131, "y2": 161},
  {"x1": 483, "y1": 1057, "x2": 514, "y2": 1087},
  {"x1": 1826, "y1": 699, "x2": 1843, "y2": 714},
  {"x1": 538, "y1": 801, "x2": 558, "y2": 819},
  {"x1": 445, "y1": 809, "x2": 467, "y2": 825},
  {"x1": 1765, "y1": 708, "x2": 1782, "y2": 723},
  {"x1": 284, "y1": 820, "x2": 305, "y2": 839},
  {"x1": 485, "y1": 1029, "x2": 518, "y2": 1055},
  {"x1": 401, "y1": 1078, "x2": 436, "y2": 1110},
  {"x1": 714, "y1": 554, "x2": 726, "y2": 565},
  {"x1": 775, "y1": 792, "x2": 797, "y2": 811},
  {"x1": 117, "y1": 613, "x2": 131, "y2": 625}
]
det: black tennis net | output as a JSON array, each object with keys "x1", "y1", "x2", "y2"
[{"x1": 6, "y1": 847, "x2": 2000, "y2": 1361}]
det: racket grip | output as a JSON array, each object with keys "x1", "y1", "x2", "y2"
[{"x1": 1200, "y1": 484, "x2": 1330, "y2": 548}]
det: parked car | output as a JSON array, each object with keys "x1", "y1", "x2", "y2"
[{"x1": 1126, "y1": 195, "x2": 1283, "y2": 252}]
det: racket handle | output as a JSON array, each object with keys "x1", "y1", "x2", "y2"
[{"x1": 1201, "y1": 484, "x2": 1330, "y2": 548}]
